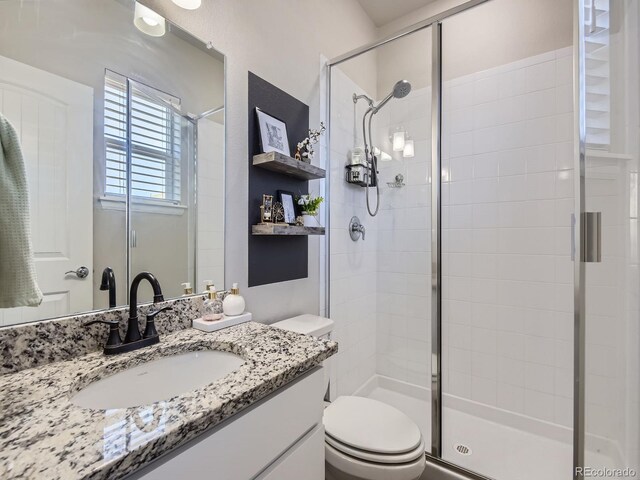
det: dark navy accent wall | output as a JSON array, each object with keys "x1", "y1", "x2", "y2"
[{"x1": 248, "y1": 72, "x2": 310, "y2": 287}]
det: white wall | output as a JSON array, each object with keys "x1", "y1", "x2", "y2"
[
  {"x1": 376, "y1": 0, "x2": 573, "y2": 98},
  {"x1": 142, "y1": 0, "x2": 378, "y2": 322},
  {"x1": 197, "y1": 118, "x2": 225, "y2": 291}
]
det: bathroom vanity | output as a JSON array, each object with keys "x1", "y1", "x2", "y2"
[
  {"x1": 0, "y1": 320, "x2": 337, "y2": 480},
  {"x1": 131, "y1": 366, "x2": 325, "y2": 480}
]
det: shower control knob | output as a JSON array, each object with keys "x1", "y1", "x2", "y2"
[{"x1": 349, "y1": 216, "x2": 365, "y2": 241}]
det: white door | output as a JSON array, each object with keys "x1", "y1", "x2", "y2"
[{"x1": 0, "y1": 55, "x2": 93, "y2": 326}]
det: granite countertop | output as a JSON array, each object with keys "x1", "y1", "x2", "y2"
[{"x1": 0, "y1": 322, "x2": 337, "y2": 480}]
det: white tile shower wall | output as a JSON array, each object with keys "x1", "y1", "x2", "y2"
[
  {"x1": 329, "y1": 67, "x2": 379, "y2": 398},
  {"x1": 440, "y1": 47, "x2": 578, "y2": 427},
  {"x1": 584, "y1": 167, "x2": 627, "y2": 446},
  {"x1": 375, "y1": 85, "x2": 432, "y2": 389},
  {"x1": 331, "y1": 46, "x2": 628, "y2": 452}
]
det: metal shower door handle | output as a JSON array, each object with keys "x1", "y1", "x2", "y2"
[
  {"x1": 65, "y1": 266, "x2": 90, "y2": 279},
  {"x1": 582, "y1": 212, "x2": 602, "y2": 262},
  {"x1": 573, "y1": 212, "x2": 602, "y2": 262}
]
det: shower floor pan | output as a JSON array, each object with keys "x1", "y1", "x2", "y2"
[{"x1": 354, "y1": 375, "x2": 620, "y2": 480}]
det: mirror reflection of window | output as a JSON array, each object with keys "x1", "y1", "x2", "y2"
[{"x1": 104, "y1": 71, "x2": 182, "y2": 205}]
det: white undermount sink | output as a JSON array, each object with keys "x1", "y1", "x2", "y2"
[{"x1": 71, "y1": 350, "x2": 245, "y2": 409}]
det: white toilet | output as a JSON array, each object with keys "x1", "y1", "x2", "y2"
[{"x1": 272, "y1": 315, "x2": 426, "y2": 480}]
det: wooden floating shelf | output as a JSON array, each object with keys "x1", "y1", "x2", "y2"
[
  {"x1": 253, "y1": 152, "x2": 326, "y2": 180},
  {"x1": 252, "y1": 224, "x2": 325, "y2": 236}
]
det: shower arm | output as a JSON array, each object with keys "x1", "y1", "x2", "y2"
[{"x1": 371, "y1": 91, "x2": 394, "y2": 114}]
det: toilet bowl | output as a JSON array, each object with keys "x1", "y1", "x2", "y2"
[
  {"x1": 271, "y1": 315, "x2": 426, "y2": 480},
  {"x1": 324, "y1": 396, "x2": 425, "y2": 480}
]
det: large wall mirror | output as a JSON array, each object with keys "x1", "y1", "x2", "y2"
[{"x1": 0, "y1": 0, "x2": 225, "y2": 326}]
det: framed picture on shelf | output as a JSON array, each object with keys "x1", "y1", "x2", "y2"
[
  {"x1": 256, "y1": 107, "x2": 290, "y2": 156},
  {"x1": 277, "y1": 190, "x2": 296, "y2": 224}
]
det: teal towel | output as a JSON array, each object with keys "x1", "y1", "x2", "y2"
[{"x1": 0, "y1": 113, "x2": 43, "y2": 308}]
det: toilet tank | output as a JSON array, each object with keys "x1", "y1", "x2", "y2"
[
  {"x1": 271, "y1": 314, "x2": 334, "y2": 399},
  {"x1": 271, "y1": 314, "x2": 334, "y2": 340}
]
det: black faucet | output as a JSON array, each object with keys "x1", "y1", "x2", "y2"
[
  {"x1": 99, "y1": 267, "x2": 117, "y2": 308},
  {"x1": 85, "y1": 271, "x2": 171, "y2": 355},
  {"x1": 125, "y1": 272, "x2": 165, "y2": 343}
]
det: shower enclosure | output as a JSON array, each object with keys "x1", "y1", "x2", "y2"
[{"x1": 325, "y1": 0, "x2": 639, "y2": 479}]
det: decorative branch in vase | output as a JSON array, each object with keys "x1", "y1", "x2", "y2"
[
  {"x1": 295, "y1": 122, "x2": 326, "y2": 164},
  {"x1": 296, "y1": 194, "x2": 324, "y2": 227}
]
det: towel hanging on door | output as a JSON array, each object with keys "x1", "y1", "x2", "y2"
[{"x1": 0, "y1": 113, "x2": 43, "y2": 308}]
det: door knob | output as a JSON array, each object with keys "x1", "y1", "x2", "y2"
[{"x1": 65, "y1": 266, "x2": 90, "y2": 279}]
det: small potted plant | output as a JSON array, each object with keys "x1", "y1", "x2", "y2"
[{"x1": 296, "y1": 194, "x2": 324, "y2": 227}]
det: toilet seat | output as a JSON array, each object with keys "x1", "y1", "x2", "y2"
[
  {"x1": 326, "y1": 432, "x2": 425, "y2": 464},
  {"x1": 324, "y1": 396, "x2": 423, "y2": 455}
]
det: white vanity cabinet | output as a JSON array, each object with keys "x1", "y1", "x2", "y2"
[{"x1": 128, "y1": 367, "x2": 325, "y2": 480}]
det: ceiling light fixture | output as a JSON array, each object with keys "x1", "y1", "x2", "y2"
[
  {"x1": 134, "y1": 2, "x2": 166, "y2": 36},
  {"x1": 171, "y1": 0, "x2": 202, "y2": 10}
]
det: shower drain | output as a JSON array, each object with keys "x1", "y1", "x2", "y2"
[{"x1": 453, "y1": 443, "x2": 472, "y2": 456}]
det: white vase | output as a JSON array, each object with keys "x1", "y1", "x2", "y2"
[{"x1": 302, "y1": 213, "x2": 318, "y2": 227}]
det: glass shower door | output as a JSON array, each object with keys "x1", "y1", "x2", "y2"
[
  {"x1": 583, "y1": 0, "x2": 640, "y2": 477},
  {"x1": 439, "y1": 1, "x2": 575, "y2": 478},
  {"x1": 327, "y1": 25, "x2": 433, "y2": 447}
]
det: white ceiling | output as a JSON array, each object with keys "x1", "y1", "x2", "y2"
[{"x1": 356, "y1": 0, "x2": 439, "y2": 27}]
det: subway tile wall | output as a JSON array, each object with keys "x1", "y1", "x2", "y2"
[
  {"x1": 440, "y1": 47, "x2": 576, "y2": 426},
  {"x1": 329, "y1": 67, "x2": 379, "y2": 397},
  {"x1": 374, "y1": 86, "x2": 432, "y2": 389}
]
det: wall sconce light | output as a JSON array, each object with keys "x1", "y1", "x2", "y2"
[
  {"x1": 392, "y1": 130, "x2": 406, "y2": 152},
  {"x1": 373, "y1": 147, "x2": 392, "y2": 162},
  {"x1": 403, "y1": 138, "x2": 415, "y2": 158},
  {"x1": 172, "y1": 0, "x2": 202, "y2": 9},
  {"x1": 134, "y1": 2, "x2": 166, "y2": 37}
]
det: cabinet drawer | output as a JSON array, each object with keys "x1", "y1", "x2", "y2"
[
  {"x1": 256, "y1": 425, "x2": 324, "y2": 480},
  {"x1": 130, "y1": 367, "x2": 324, "y2": 480}
]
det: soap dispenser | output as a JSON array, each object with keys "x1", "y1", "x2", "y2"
[
  {"x1": 202, "y1": 286, "x2": 223, "y2": 321},
  {"x1": 181, "y1": 282, "x2": 193, "y2": 295},
  {"x1": 223, "y1": 283, "x2": 245, "y2": 316}
]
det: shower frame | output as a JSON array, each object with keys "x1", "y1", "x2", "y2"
[{"x1": 324, "y1": 0, "x2": 587, "y2": 479}]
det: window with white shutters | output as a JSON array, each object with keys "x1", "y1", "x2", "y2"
[
  {"x1": 584, "y1": 0, "x2": 611, "y2": 149},
  {"x1": 104, "y1": 70, "x2": 182, "y2": 203}
]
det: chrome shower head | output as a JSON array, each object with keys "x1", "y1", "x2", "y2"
[
  {"x1": 392, "y1": 80, "x2": 412, "y2": 99},
  {"x1": 372, "y1": 79, "x2": 412, "y2": 114}
]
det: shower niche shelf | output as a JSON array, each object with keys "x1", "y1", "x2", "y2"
[
  {"x1": 253, "y1": 152, "x2": 326, "y2": 180},
  {"x1": 252, "y1": 224, "x2": 325, "y2": 236}
]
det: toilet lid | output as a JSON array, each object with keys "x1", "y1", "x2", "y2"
[{"x1": 323, "y1": 396, "x2": 422, "y2": 455}]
